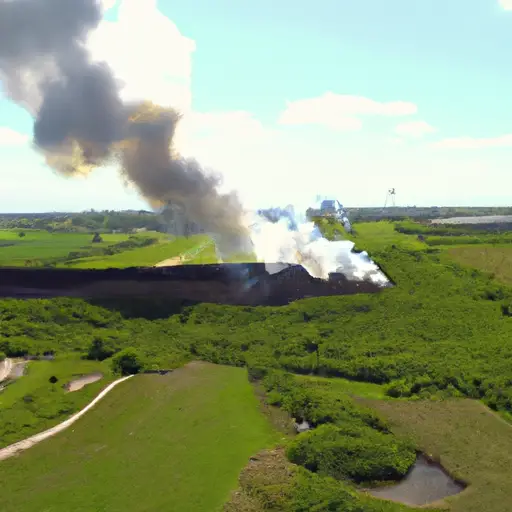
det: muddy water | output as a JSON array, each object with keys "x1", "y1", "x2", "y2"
[
  {"x1": 367, "y1": 455, "x2": 465, "y2": 506},
  {"x1": 66, "y1": 373, "x2": 103, "y2": 392}
]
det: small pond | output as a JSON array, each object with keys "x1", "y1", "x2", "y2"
[
  {"x1": 367, "y1": 454, "x2": 465, "y2": 506},
  {"x1": 66, "y1": 372, "x2": 103, "y2": 392}
]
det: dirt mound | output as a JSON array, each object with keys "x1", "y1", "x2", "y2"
[{"x1": 0, "y1": 263, "x2": 390, "y2": 306}]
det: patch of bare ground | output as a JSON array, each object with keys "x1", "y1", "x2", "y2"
[
  {"x1": 66, "y1": 372, "x2": 103, "y2": 392},
  {"x1": 224, "y1": 447, "x2": 294, "y2": 512},
  {"x1": 154, "y1": 256, "x2": 183, "y2": 267}
]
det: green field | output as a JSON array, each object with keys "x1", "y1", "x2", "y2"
[
  {"x1": 445, "y1": 245, "x2": 512, "y2": 286},
  {"x1": 64, "y1": 234, "x2": 213, "y2": 268},
  {"x1": 0, "y1": 362, "x2": 278, "y2": 512},
  {"x1": 0, "y1": 229, "x2": 132, "y2": 266},
  {"x1": 297, "y1": 374, "x2": 388, "y2": 400},
  {"x1": 366, "y1": 398, "x2": 511, "y2": 512},
  {"x1": 0, "y1": 356, "x2": 111, "y2": 448},
  {"x1": 0, "y1": 229, "x2": 221, "y2": 268}
]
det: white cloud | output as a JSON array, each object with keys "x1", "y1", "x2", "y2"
[
  {"x1": 395, "y1": 120, "x2": 436, "y2": 138},
  {"x1": 433, "y1": 134, "x2": 512, "y2": 149},
  {"x1": 0, "y1": 127, "x2": 29, "y2": 146},
  {"x1": 499, "y1": 0, "x2": 512, "y2": 10},
  {"x1": 278, "y1": 92, "x2": 417, "y2": 131},
  {"x1": 87, "y1": 0, "x2": 195, "y2": 112}
]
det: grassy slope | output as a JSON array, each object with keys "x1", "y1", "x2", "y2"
[
  {"x1": 0, "y1": 363, "x2": 278, "y2": 512},
  {"x1": 0, "y1": 357, "x2": 112, "y2": 447},
  {"x1": 297, "y1": 374, "x2": 388, "y2": 400},
  {"x1": 65, "y1": 234, "x2": 211, "y2": 268},
  {"x1": 365, "y1": 398, "x2": 511, "y2": 512},
  {"x1": 0, "y1": 230, "x2": 131, "y2": 266},
  {"x1": 446, "y1": 245, "x2": 512, "y2": 286}
]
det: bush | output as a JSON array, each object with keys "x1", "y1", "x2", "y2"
[
  {"x1": 287, "y1": 424, "x2": 416, "y2": 484},
  {"x1": 111, "y1": 348, "x2": 145, "y2": 375},
  {"x1": 86, "y1": 336, "x2": 119, "y2": 361}
]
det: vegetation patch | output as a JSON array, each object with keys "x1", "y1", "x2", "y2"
[
  {"x1": 226, "y1": 369, "x2": 427, "y2": 511},
  {"x1": 64, "y1": 234, "x2": 212, "y2": 268},
  {"x1": 225, "y1": 447, "x2": 416, "y2": 512},
  {"x1": 445, "y1": 245, "x2": 512, "y2": 286},
  {"x1": 0, "y1": 230, "x2": 134, "y2": 267},
  {"x1": 0, "y1": 362, "x2": 278, "y2": 512},
  {"x1": 364, "y1": 398, "x2": 511, "y2": 512}
]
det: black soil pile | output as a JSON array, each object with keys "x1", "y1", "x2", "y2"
[{"x1": 0, "y1": 263, "x2": 390, "y2": 306}]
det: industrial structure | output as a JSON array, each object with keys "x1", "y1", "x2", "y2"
[
  {"x1": 306, "y1": 199, "x2": 352, "y2": 233},
  {"x1": 384, "y1": 188, "x2": 397, "y2": 208}
]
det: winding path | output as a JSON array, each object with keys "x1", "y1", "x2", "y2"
[{"x1": 0, "y1": 375, "x2": 133, "y2": 461}]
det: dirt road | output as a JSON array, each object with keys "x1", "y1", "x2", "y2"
[
  {"x1": 154, "y1": 239, "x2": 214, "y2": 267},
  {"x1": 154, "y1": 256, "x2": 184, "y2": 267},
  {"x1": 0, "y1": 359, "x2": 12, "y2": 383},
  {"x1": 0, "y1": 375, "x2": 133, "y2": 461}
]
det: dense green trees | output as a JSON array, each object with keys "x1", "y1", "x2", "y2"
[{"x1": 287, "y1": 424, "x2": 415, "y2": 483}]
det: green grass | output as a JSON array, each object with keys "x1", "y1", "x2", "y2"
[
  {"x1": 0, "y1": 230, "x2": 128, "y2": 266},
  {"x1": 0, "y1": 356, "x2": 112, "y2": 448},
  {"x1": 365, "y1": 398, "x2": 511, "y2": 512},
  {"x1": 0, "y1": 230, "x2": 134, "y2": 266},
  {"x1": 0, "y1": 362, "x2": 279, "y2": 512},
  {"x1": 349, "y1": 221, "x2": 426, "y2": 251},
  {"x1": 64, "y1": 234, "x2": 212, "y2": 268},
  {"x1": 445, "y1": 244, "x2": 512, "y2": 286},
  {"x1": 297, "y1": 374, "x2": 388, "y2": 400}
]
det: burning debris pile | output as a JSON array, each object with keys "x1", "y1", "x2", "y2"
[
  {"x1": 249, "y1": 209, "x2": 387, "y2": 284},
  {"x1": 0, "y1": 0, "x2": 388, "y2": 289},
  {"x1": 0, "y1": 263, "x2": 391, "y2": 306}
]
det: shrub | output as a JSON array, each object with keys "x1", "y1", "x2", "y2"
[
  {"x1": 111, "y1": 348, "x2": 145, "y2": 375},
  {"x1": 86, "y1": 336, "x2": 119, "y2": 361},
  {"x1": 287, "y1": 423, "x2": 416, "y2": 484}
]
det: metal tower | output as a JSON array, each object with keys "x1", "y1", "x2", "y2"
[{"x1": 384, "y1": 188, "x2": 396, "y2": 208}]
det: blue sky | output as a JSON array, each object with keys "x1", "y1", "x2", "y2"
[{"x1": 1, "y1": 0, "x2": 512, "y2": 211}]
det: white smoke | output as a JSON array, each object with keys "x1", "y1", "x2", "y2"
[{"x1": 247, "y1": 210, "x2": 389, "y2": 285}]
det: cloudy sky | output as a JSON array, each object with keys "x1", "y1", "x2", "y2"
[{"x1": 1, "y1": 0, "x2": 512, "y2": 212}]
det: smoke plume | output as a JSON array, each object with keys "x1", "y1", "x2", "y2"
[
  {"x1": 0, "y1": 0, "x2": 387, "y2": 284},
  {"x1": 0, "y1": 0, "x2": 250, "y2": 258},
  {"x1": 250, "y1": 211, "x2": 388, "y2": 283}
]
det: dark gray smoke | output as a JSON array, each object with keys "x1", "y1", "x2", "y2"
[{"x1": 0, "y1": 0, "x2": 251, "y2": 258}]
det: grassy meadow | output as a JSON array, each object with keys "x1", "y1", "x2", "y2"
[
  {"x1": 0, "y1": 229, "x2": 132, "y2": 266},
  {"x1": 0, "y1": 229, "x2": 221, "y2": 268},
  {"x1": 0, "y1": 363, "x2": 278, "y2": 512},
  {"x1": 64, "y1": 234, "x2": 213, "y2": 268},
  {"x1": 445, "y1": 245, "x2": 512, "y2": 286}
]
